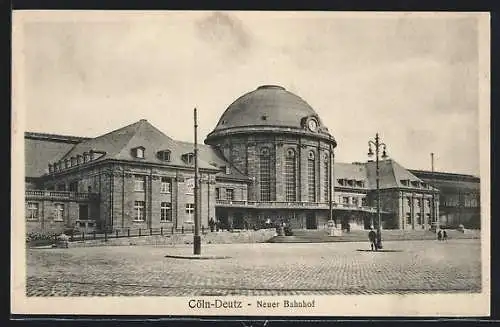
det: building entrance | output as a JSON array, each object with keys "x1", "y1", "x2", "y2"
[{"x1": 306, "y1": 212, "x2": 317, "y2": 229}]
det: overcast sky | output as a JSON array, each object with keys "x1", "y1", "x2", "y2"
[{"x1": 19, "y1": 11, "x2": 483, "y2": 175}]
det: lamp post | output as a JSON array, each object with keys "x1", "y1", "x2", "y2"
[
  {"x1": 193, "y1": 108, "x2": 201, "y2": 255},
  {"x1": 368, "y1": 133, "x2": 388, "y2": 245}
]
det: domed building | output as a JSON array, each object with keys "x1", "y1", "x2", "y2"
[
  {"x1": 205, "y1": 85, "x2": 337, "y2": 229},
  {"x1": 24, "y1": 84, "x2": 456, "y2": 236}
]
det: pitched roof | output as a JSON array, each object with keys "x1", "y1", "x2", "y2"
[
  {"x1": 175, "y1": 140, "x2": 251, "y2": 181},
  {"x1": 365, "y1": 159, "x2": 438, "y2": 191},
  {"x1": 57, "y1": 119, "x2": 218, "y2": 170},
  {"x1": 25, "y1": 136, "x2": 77, "y2": 177},
  {"x1": 333, "y1": 162, "x2": 367, "y2": 186}
]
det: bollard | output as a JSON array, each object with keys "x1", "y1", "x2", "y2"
[
  {"x1": 139, "y1": 228, "x2": 142, "y2": 237},
  {"x1": 104, "y1": 230, "x2": 107, "y2": 242},
  {"x1": 127, "y1": 228, "x2": 130, "y2": 237},
  {"x1": 70, "y1": 233, "x2": 73, "y2": 242},
  {"x1": 161, "y1": 227, "x2": 163, "y2": 236},
  {"x1": 182, "y1": 226, "x2": 184, "y2": 234},
  {"x1": 150, "y1": 228, "x2": 153, "y2": 236},
  {"x1": 202, "y1": 225, "x2": 205, "y2": 234},
  {"x1": 171, "y1": 226, "x2": 174, "y2": 234},
  {"x1": 82, "y1": 231, "x2": 85, "y2": 241},
  {"x1": 93, "y1": 230, "x2": 96, "y2": 240},
  {"x1": 116, "y1": 229, "x2": 119, "y2": 238}
]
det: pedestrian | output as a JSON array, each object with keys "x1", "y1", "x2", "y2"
[
  {"x1": 368, "y1": 228, "x2": 377, "y2": 251},
  {"x1": 442, "y1": 229, "x2": 448, "y2": 241},
  {"x1": 209, "y1": 217, "x2": 215, "y2": 232},
  {"x1": 437, "y1": 229, "x2": 442, "y2": 241}
]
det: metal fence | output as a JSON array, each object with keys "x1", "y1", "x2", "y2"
[{"x1": 67, "y1": 225, "x2": 216, "y2": 242}]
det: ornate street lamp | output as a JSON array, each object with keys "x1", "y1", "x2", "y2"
[{"x1": 368, "y1": 133, "x2": 388, "y2": 247}]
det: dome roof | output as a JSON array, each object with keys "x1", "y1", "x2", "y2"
[{"x1": 206, "y1": 85, "x2": 334, "y2": 144}]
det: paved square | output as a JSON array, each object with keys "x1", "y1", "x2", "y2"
[{"x1": 26, "y1": 239, "x2": 481, "y2": 296}]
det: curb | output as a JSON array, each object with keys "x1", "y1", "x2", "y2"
[{"x1": 164, "y1": 254, "x2": 232, "y2": 260}]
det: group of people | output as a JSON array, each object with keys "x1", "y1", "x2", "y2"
[{"x1": 437, "y1": 229, "x2": 448, "y2": 241}]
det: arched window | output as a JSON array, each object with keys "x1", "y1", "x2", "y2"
[
  {"x1": 285, "y1": 149, "x2": 296, "y2": 202},
  {"x1": 323, "y1": 153, "x2": 329, "y2": 202},
  {"x1": 260, "y1": 148, "x2": 271, "y2": 201},
  {"x1": 307, "y1": 151, "x2": 316, "y2": 202}
]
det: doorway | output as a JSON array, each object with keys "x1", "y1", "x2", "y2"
[
  {"x1": 79, "y1": 204, "x2": 89, "y2": 220},
  {"x1": 306, "y1": 212, "x2": 317, "y2": 229}
]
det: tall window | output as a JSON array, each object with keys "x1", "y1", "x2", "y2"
[
  {"x1": 260, "y1": 148, "x2": 271, "y2": 201},
  {"x1": 307, "y1": 151, "x2": 316, "y2": 202},
  {"x1": 134, "y1": 201, "x2": 145, "y2": 221},
  {"x1": 352, "y1": 197, "x2": 359, "y2": 207},
  {"x1": 406, "y1": 212, "x2": 412, "y2": 225},
  {"x1": 285, "y1": 149, "x2": 296, "y2": 202},
  {"x1": 161, "y1": 177, "x2": 172, "y2": 193},
  {"x1": 226, "y1": 189, "x2": 234, "y2": 201},
  {"x1": 416, "y1": 213, "x2": 422, "y2": 225},
  {"x1": 134, "y1": 175, "x2": 145, "y2": 191},
  {"x1": 185, "y1": 203, "x2": 195, "y2": 222},
  {"x1": 215, "y1": 188, "x2": 221, "y2": 200},
  {"x1": 323, "y1": 155, "x2": 329, "y2": 202},
  {"x1": 54, "y1": 203, "x2": 64, "y2": 221},
  {"x1": 69, "y1": 180, "x2": 79, "y2": 192},
  {"x1": 160, "y1": 202, "x2": 172, "y2": 222},
  {"x1": 26, "y1": 202, "x2": 39, "y2": 221}
]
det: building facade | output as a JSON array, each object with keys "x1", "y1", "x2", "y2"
[
  {"x1": 410, "y1": 170, "x2": 481, "y2": 229},
  {"x1": 23, "y1": 85, "x2": 479, "y2": 234}
]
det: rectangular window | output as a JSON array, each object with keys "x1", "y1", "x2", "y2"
[
  {"x1": 307, "y1": 158, "x2": 316, "y2": 202},
  {"x1": 416, "y1": 213, "x2": 422, "y2": 225},
  {"x1": 352, "y1": 197, "x2": 359, "y2": 207},
  {"x1": 134, "y1": 175, "x2": 145, "y2": 191},
  {"x1": 342, "y1": 196, "x2": 349, "y2": 204},
  {"x1": 134, "y1": 201, "x2": 145, "y2": 221},
  {"x1": 185, "y1": 203, "x2": 195, "y2": 222},
  {"x1": 361, "y1": 198, "x2": 367, "y2": 206},
  {"x1": 69, "y1": 180, "x2": 79, "y2": 192},
  {"x1": 215, "y1": 188, "x2": 221, "y2": 200},
  {"x1": 406, "y1": 212, "x2": 412, "y2": 225},
  {"x1": 226, "y1": 189, "x2": 234, "y2": 201},
  {"x1": 54, "y1": 203, "x2": 64, "y2": 221},
  {"x1": 406, "y1": 197, "x2": 412, "y2": 207},
  {"x1": 160, "y1": 202, "x2": 172, "y2": 222},
  {"x1": 426, "y1": 213, "x2": 431, "y2": 224},
  {"x1": 26, "y1": 202, "x2": 39, "y2": 221},
  {"x1": 161, "y1": 177, "x2": 172, "y2": 193}
]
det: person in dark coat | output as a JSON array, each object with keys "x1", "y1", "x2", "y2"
[
  {"x1": 442, "y1": 230, "x2": 448, "y2": 241},
  {"x1": 437, "y1": 230, "x2": 442, "y2": 241},
  {"x1": 368, "y1": 228, "x2": 377, "y2": 251}
]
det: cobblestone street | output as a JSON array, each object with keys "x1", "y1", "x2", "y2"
[{"x1": 26, "y1": 239, "x2": 481, "y2": 296}]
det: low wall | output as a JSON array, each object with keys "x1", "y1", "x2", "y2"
[{"x1": 66, "y1": 229, "x2": 277, "y2": 248}]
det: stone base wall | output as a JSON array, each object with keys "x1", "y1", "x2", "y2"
[{"x1": 66, "y1": 229, "x2": 277, "y2": 248}]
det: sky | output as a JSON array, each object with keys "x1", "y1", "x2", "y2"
[{"x1": 18, "y1": 11, "x2": 484, "y2": 175}]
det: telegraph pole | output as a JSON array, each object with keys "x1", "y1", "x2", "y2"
[
  {"x1": 193, "y1": 108, "x2": 201, "y2": 255},
  {"x1": 431, "y1": 152, "x2": 436, "y2": 231}
]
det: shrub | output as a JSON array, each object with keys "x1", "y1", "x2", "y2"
[{"x1": 26, "y1": 231, "x2": 57, "y2": 244}]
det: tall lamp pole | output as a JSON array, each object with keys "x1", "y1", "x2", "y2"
[
  {"x1": 193, "y1": 108, "x2": 201, "y2": 255},
  {"x1": 368, "y1": 133, "x2": 388, "y2": 241},
  {"x1": 328, "y1": 135, "x2": 333, "y2": 225},
  {"x1": 431, "y1": 152, "x2": 437, "y2": 231}
]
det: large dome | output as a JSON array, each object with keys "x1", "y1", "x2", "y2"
[{"x1": 205, "y1": 85, "x2": 335, "y2": 144}]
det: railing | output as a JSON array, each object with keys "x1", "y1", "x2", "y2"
[
  {"x1": 215, "y1": 199, "x2": 377, "y2": 212},
  {"x1": 25, "y1": 190, "x2": 99, "y2": 201},
  {"x1": 66, "y1": 225, "x2": 223, "y2": 242}
]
